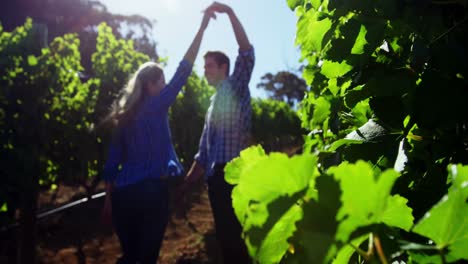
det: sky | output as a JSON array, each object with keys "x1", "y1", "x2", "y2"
[{"x1": 97, "y1": 0, "x2": 302, "y2": 97}]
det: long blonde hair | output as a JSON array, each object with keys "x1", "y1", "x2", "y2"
[{"x1": 101, "y1": 62, "x2": 164, "y2": 129}]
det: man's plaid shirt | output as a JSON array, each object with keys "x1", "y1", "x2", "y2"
[{"x1": 195, "y1": 47, "x2": 255, "y2": 177}]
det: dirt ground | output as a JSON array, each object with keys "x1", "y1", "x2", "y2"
[{"x1": 34, "y1": 182, "x2": 220, "y2": 264}]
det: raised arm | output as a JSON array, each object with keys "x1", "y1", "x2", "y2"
[
  {"x1": 140, "y1": 11, "x2": 213, "y2": 112},
  {"x1": 184, "y1": 10, "x2": 214, "y2": 64},
  {"x1": 207, "y1": 2, "x2": 252, "y2": 51}
]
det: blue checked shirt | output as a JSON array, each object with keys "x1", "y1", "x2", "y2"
[
  {"x1": 103, "y1": 60, "x2": 192, "y2": 188},
  {"x1": 195, "y1": 47, "x2": 255, "y2": 177}
]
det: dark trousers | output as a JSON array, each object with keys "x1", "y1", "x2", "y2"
[
  {"x1": 207, "y1": 164, "x2": 251, "y2": 264},
  {"x1": 111, "y1": 178, "x2": 169, "y2": 264}
]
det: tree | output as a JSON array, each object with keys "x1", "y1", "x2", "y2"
[
  {"x1": 0, "y1": 20, "x2": 149, "y2": 263},
  {"x1": 0, "y1": 19, "x2": 99, "y2": 264},
  {"x1": 0, "y1": 0, "x2": 159, "y2": 71},
  {"x1": 257, "y1": 71, "x2": 308, "y2": 107}
]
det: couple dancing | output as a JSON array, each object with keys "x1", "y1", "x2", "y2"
[{"x1": 101, "y1": 2, "x2": 254, "y2": 264}]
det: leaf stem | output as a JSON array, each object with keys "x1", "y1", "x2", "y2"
[
  {"x1": 439, "y1": 248, "x2": 447, "y2": 264},
  {"x1": 373, "y1": 234, "x2": 389, "y2": 264},
  {"x1": 349, "y1": 242, "x2": 370, "y2": 262}
]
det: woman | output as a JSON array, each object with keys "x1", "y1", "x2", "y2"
[{"x1": 101, "y1": 11, "x2": 213, "y2": 264}]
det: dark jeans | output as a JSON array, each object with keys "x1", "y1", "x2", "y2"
[
  {"x1": 111, "y1": 178, "x2": 169, "y2": 264},
  {"x1": 207, "y1": 164, "x2": 251, "y2": 264}
]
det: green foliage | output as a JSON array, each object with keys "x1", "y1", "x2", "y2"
[
  {"x1": 0, "y1": 20, "x2": 149, "y2": 228},
  {"x1": 251, "y1": 99, "x2": 303, "y2": 152},
  {"x1": 169, "y1": 72, "x2": 214, "y2": 168},
  {"x1": 228, "y1": 147, "x2": 468, "y2": 263},
  {"x1": 413, "y1": 165, "x2": 468, "y2": 263},
  {"x1": 226, "y1": 0, "x2": 468, "y2": 263},
  {"x1": 226, "y1": 146, "x2": 319, "y2": 263}
]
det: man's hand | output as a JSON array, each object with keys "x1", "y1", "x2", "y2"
[
  {"x1": 205, "y1": 1, "x2": 251, "y2": 51},
  {"x1": 206, "y1": 2, "x2": 233, "y2": 16}
]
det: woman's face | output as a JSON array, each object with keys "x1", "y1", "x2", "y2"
[{"x1": 146, "y1": 74, "x2": 166, "y2": 96}]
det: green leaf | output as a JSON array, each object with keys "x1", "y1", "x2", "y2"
[
  {"x1": 320, "y1": 60, "x2": 353, "y2": 79},
  {"x1": 287, "y1": 175, "x2": 342, "y2": 263},
  {"x1": 287, "y1": 0, "x2": 304, "y2": 10},
  {"x1": 0, "y1": 203, "x2": 7, "y2": 212},
  {"x1": 351, "y1": 25, "x2": 368, "y2": 55},
  {"x1": 333, "y1": 234, "x2": 368, "y2": 264},
  {"x1": 27, "y1": 55, "x2": 38, "y2": 66},
  {"x1": 413, "y1": 164, "x2": 468, "y2": 262},
  {"x1": 296, "y1": 11, "x2": 332, "y2": 53},
  {"x1": 311, "y1": 97, "x2": 331, "y2": 126},
  {"x1": 328, "y1": 139, "x2": 363, "y2": 152},
  {"x1": 409, "y1": 253, "x2": 442, "y2": 264},
  {"x1": 227, "y1": 147, "x2": 319, "y2": 263},
  {"x1": 351, "y1": 99, "x2": 371, "y2": 126},
  {"x1": 225, "y1": 145, "x2": 266, "y2": 185},
  {"x1": 328, "y1": 161, "x2": 414, "y2": 242}
]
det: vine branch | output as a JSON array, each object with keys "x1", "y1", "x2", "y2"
[{"x1": 430, "y1": 16, "x2": 468, "y2": 46}]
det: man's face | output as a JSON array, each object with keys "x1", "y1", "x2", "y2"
[{"x1": 204, "y1": 56, "x2": 227, "y2": 86}]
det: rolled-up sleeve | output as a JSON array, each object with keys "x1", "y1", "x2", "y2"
[{"x1": 229, "y1": 47, "x2": 255, "y2": 92}]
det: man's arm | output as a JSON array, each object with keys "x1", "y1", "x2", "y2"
[
  {"x1": 185, "y1": 160, "x2": 205, "y2": 184},
  {"x1": 207, "y1": 2, "x2": 252, "y2": 51}
]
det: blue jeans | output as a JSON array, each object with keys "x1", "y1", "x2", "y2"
[{"x1": 111, "y1": 178, "x2": 169, "y2": 264}]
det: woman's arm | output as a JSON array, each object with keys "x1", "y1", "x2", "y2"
[
  {"x1": 102, "y1": 130, "x2": 123, "y2": 183},
  {"x1": 184, "y1": 10, "x2": 213, "y2": 64},
  {"x1": 143, "y1": 11, "x2": 213, "y2": 110}
]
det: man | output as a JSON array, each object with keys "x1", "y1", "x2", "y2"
[{"x1": 181, "y1": 2, "x2": 254, "y2": 264}]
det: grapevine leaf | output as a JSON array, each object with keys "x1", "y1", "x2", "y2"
[
  {"x1": 311, "y1": 97, "x2": 331, "y2": 126},
  {"x1": 332, "y1": 234, "x2": 368, "y2": 264},
  {"x1": 409, "y1": 253, "x2": 442, "y2": 264},
  {"x1": 320, "y1": 60, "x2": 353, "y2": 79},
  {"x1": 224, "y1": 145, "x2": 266, "y2": 185},
  {"x1": 0, "y1": 203, "x2": 7, "y2": 212},
  {"x1": 350, "y1": 99, "x2": 371, "y2": 126},
  {"x1": 328, "y1": 139, "x2": 363, "y2": 152},
  {"x1": 287, "y1": 0, "x2": 304, "y2": 10},
  {"x1": 286, "y1": 175, "x2": 342, "y2": 264},
  {"x1": 380, "y1": 194, "x2": 414, "y2": 231},
  {"x1": 413, "y1": 164, "x2": 468, "y2": 262},
  {"x1": 296, "y1": 10, "x2": 332, "y2": 53},
  {"x1": 27, "y1": 55, "x2": 38, "y2": 66},
  {"x1": 252, "y1": 196, "x2": 304, "y2": 263},
  {"x1": 328, "y1": 161, "x2": 413, "y2": 242},
  {"x1": 351, "y1": 25, "x2": 368, "y2": 55},
  {"x1": 227, "y1": 147, "x2": 319, "y2": 263}
]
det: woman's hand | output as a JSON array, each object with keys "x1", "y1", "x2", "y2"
[
  {"x1": 183, "y1": 9, "x2": 212, "y2": 64},
  {"x1": 205, "y1": 2, "x2": 233, "y2": 16},
  {"x1": 201, "y1": 8, "x2": 215, "y2": 31}
]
